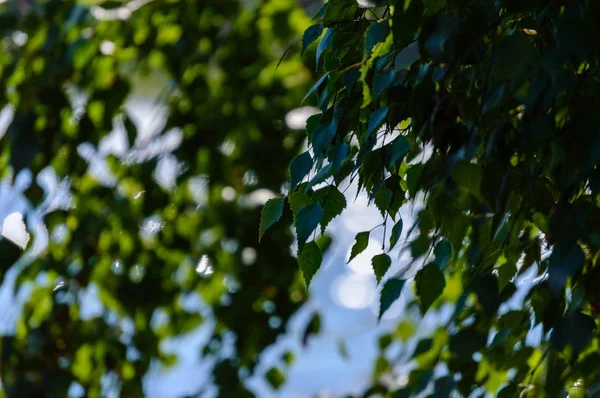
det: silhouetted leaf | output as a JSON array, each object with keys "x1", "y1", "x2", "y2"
[
  {"x1": 372, "y1": 253, "x2": 391, "y2": 284},
  {"x1": 415, "y1": 262, "x2": 445, "y2": 314},
  {"x1": 295, "y1": 203, "x2": 324, "y2": 248},
  {"x1": 348, "y1": 231, "x2": 370, "y2": 263},
  {"x1": 379, "y1": 277, "x2": 406, "y2": 319},
  {"x1": 298, "y1": 241, "x2": 322, "y2": 287},
  {"x1": 259, "y1": 198, "x2": 284, "y2": 241}
]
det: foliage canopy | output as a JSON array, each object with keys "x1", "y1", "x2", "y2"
[
  {"x1": 262, "y1": 0, "x2": 600, "y2": 396},
  {"x1": 0, "y1": 0, "x2": 313, "y2": 396}
]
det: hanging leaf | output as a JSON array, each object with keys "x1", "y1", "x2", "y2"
[
  {"x1": 372, "y1": 253, "x2": 392, "y2": 284},
  {"x1": 374, "y1": 187, "x2": 392, "y2": 216},
  {"x1": 302, "y1": 23, "x2": 323, "y2": 56},
  {"x1": 365, "y1": 20, "x2": 390, "y2": 55},
  {"x1": 386, "y1": 136, "x2": 410, "y2": 170},
  {"x1": 433, "y1": 239, "x2": 452, "y2": 268},
  {"x1": 415, "y1": 262, "x2": 446, "y2": 314},
  {"x1": 389, "y1": 218, "x2": 403, "y2": 249},
  {"x1": 290, "y1": 151, "x2": 313, "y2": 189},
  {"x1": 259, "y1": 198, "x2": 284, "y2": 241},
  {"x1": 295, "y1": 203, "x2": 324, "y2": 249},
  {"x1": 313, "y1": 186, "x2": 347, "y2": 232},
  {"x1": 302, "y1": 73, "x2": 329, "y2": 104},
  {"x1": 330, "y1": 141, "x2": 349, "y2": 173},
  {"x1": 348, "y1": 231, "x2": 370, "y2": 263},
  {"x1": 548, "y1": 244, "x2": 585, "y2": 292},
  {"x1": 379, "y1": 277, "x2": 406, "y2": 319},
  {"x1": 306, "y1": 163, "x2": 334, "y2": 190},
  {"x1": 316, "y1": 28, "x2": 334, "y2": 67},
  {"x1": 298, "y1": 241, "x2": 322, "y2": 287},
  {"x1": 367, "y1": 106, "x2": 389, "y2": 138},
  {"x1": 312, "y1": 120, "x2": 337, "y2": 159}
]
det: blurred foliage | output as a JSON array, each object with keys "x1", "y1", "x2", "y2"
[
  {"x1": 265, "y1": 0, "x2": 600, "y2": 396},
  {"x1": 0, "y1": 0, "x2": 317, "y2": 396}
]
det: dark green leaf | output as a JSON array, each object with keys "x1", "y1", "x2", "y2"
[
  {"x1": 288, "y1": 186, "x2": 312, "y2": 217},
  {"x1": 493, "y1": 32, "x2": 539, "y2": 80},
  {"x1": 372, "y1": 253, "x2": 391, "y2": 284},
  {"x1": 348, "y1": 231, "x2": 370, "y2": 263},
  {"x1": 415, "y1": 262, "x2": 446, "y2": 314},
  {"x1": 379, "y1": 277, "x2": 406, "y2": 319},
  {"x1": 423, "y1": 14, "x2": 459, "y2": 62},
  {"x1": 290, "y1": 151, "x2": 313, "y2": 189},
  {"x1": 259, "y1": 198, "x2": 284, "y2": 241},
  {"x1": 313, "y1": 186, "x2": 347, "y2": 232},
  {"x1": 433, "y1": 239, "x2": 452, "y2": 268},
  {"x1": 330, "y1": 141, "x2": 349, "y2": 173},
  {"x1": 386, "y1": 136, "x2": 410, "y2": 170},
  {"x1": 374, "y1": 187, "x2": 392, "y2": 216},
  {"x1": 316, "y1": 28, "x2": 333, "y2": 67},
  {"x1": 295, "y1": 203, "x2": 324, "y2": 248},
  {"x1": 312, "y1": 121, "x2": 337, "y2": 158},
  {"x1": 412, "y1": 338, "x2": 433, "y2": 357},
  {"x1": 306, "y1": 163, "x2": 334, "y2": 190},
  {"x1": 449, "y1": 329, "x2": 487, "y2": 363},
  {"x1": 302, "y1": 73, "x2": 328, "y2": 104},
  {"x1": 365, "y1": 20, "x2": 390, "y2": 55},
  {"x1": 302, "y1": 23, "x2": 323, "y2": 56},
  {"x1": 452, "y1": 161, "x2": 482, "y2": 197},
  {"x1": 367, "y1": 106, "x2": 389, "y2": 138},
  {"x1": 298, "y1": 241, "x2": 322, "y2": 287},
  {"x1": 389, "y1": 218, "x2": 403, "y2": 249},
  {"x1": 548, "y1": 244, "x2": 585, "y2": 292},
  {"x1": 550, "y1": 312, "x2": 595, "y2": 357},
  {"x1": 373, "y1": 71, "x2": 395, "y2": 99},
  {"x1": 265, "y1": 367, "x2": 285, "y2": 390}
]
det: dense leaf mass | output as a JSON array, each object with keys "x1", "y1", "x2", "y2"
[
  {"x1": 0, "y1": 0, "x2": 313, "y2": 396},
  {"x1": 267, "y1": 0, "x2": 600, "y2": 395}
]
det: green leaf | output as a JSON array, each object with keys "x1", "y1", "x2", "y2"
[
  {"x1": 423, "y1": 14, "x2": 459, "y2": 62},
  {"x1": 312, "y1": 2, "x2": 329, "y2": 19},
  {"x1": 312, "y1": 120, "x2": 337, "y2": 159},
  {"x1": 386, "y1": 136, "x2": 410, "y2": 170},
  {"x1": 372, "y1": 253, "x2": 391, "y2": 284},
  {"x1": 298, "y1": 241, "x2": 322, "y2": 287},
  {"x1": 330, "y1": 141, "x2": 349, "y2": 173},
  {"x1": 316, "y1": 28, "x2": 333, "y2": 66},
  {"x1": 290, "y1": 151, "x2": 313, "y2": 189},
  {"x1": 306, "y1": 163, "x2": 334, "y2": 190},
  {"x1": 302, "y1": 73, "x2": 328, "y2": 104},
  {"x1": 295, "y1": 203, "x2": 324, "y2": 248},
  {"x1": 415, "y1": 262, "x2": 446, "y2": 314},
  {"x1": 433, "y1": 239, "x2": 452, "y2": 268},
  {"x1": 493, "y1": 33, "x2": 539, "y2": 80},
  {"x1": 373, "y1": 71, "x2": 395, "y2": 99},
  {"x1": 302, "y1": 23, "x2": 323, "y2": 56},
  {"x1": 265, "y1": 367, "x2": 286, "y2": 390},
  {"x1": 288, "y1": 186, "x2": 312, "y2": 217},
  {"x1": 374, "y1": 187, "x2": 392, "y2": 216},
  {"x1": 379, "y1": 278, "x2": 406, "y2": 319},
  {"x1": 550, "y1": 312, "x2": 595, "y2": 357},
  {"x1": 548, "y1": 244, "x2": 585, "y2": 292},
  {"x1": 389, "y1": 218, "x2": 403, "y2": 249},
  {"x1": 313, "y1": 186, "x2": 347, "y2": 232},
  {"x1": 259, "y1": 197, "x2": 284, "y2": 241},
  {"x1": 449, "y1": 329, "x2": 487, "y2": 364},
  {"x1": 348, "y1": 231, "x2": 370, "y2": 263},
  {"x1": 367, "y1": 106, "x2": 389, "y2": 138},
  {"x1": 365, "y1": 20, "x2": 390, "y2": 55},
  {"x1": 452, "y1": 161, "x2": 482, "y2": 197}
]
